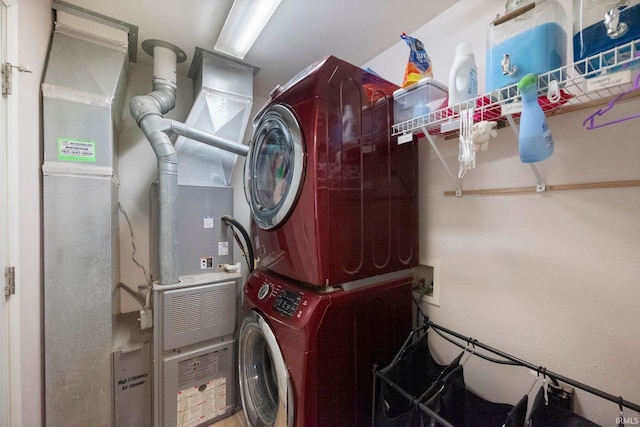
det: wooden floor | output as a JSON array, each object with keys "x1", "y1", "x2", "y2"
[{"x1": 211, "y1": 411, "x2": 246, "y2": 427}]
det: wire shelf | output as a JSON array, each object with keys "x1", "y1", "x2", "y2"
[{"x1": 391, "y1": 38, "x2": 640, "y2": 137}]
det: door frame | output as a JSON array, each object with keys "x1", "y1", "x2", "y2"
[
  {"x1": 1, "y1": 1, "x2": 20, "y2": 426},
  {"x1": 1, "y1": 3, "x2": 10, "y2": 426}
]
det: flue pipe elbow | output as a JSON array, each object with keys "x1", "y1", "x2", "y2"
[{"x1": 130, "y1": 94, "x2": 162, "y2": 125}]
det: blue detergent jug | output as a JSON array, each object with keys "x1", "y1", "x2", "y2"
[
  {"x1": 486, "y1": 0, "x2": 567, "y2": 98},
  {"x1": 573, "y1": 0, "x2": 640, "y2": 75}
]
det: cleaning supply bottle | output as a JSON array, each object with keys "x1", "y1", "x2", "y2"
[
  {"x1": 448, "y1": 41, "x2": 478, "y2": 108},
  {"x1": 517, "y1": 73, "x2": 554, "y2": 163}
]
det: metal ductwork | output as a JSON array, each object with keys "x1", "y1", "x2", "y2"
[
  {"x1": 176, "y1": 47, "x2": 259, "y2": 187},
  {"x1": 42, "y1": 23, "x2": 129, "y2": 426}
]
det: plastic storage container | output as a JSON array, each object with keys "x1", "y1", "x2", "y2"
[
  {"x1": 573, "y1": 0, "x2": 640, "y2": 74},
  {"x1": 486, "y1": 0, "x2": 568, "y2": 98},
  {"x1": 393, "y1": 77, "x2": 448, "y2": 124}
]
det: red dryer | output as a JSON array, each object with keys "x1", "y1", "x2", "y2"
[{"x1": 244, "y1": 55, "x2": 419, "y2": 287}]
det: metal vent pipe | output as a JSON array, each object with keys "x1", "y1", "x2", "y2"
[{"x1": 130, "y1": 40, "x2": 248, "y2": 285}]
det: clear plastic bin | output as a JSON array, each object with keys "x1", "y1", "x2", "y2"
[{"x1": 393, "y1": 77, "x2": 448, "y2": 124}]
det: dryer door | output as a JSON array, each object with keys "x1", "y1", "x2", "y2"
[
  {"x1": 238, "y1": 311, "x2": 294, "y2": 427},
  {"x1": 244, "y1": 104, "x2": 304, "y2": 230}
]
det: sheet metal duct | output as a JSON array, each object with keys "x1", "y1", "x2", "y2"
[
  {"x1": 176, "y1": 48, "x2": 258, "y2": 187},
  {"x1": 42, "y1": 24, "x2": 128, "y2": 426}
]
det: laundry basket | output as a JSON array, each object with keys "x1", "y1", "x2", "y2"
[
  {"x1": 375, "y1": 327, "x2": 528, "y2": 427},
  {"x1": 374, "y1": 329, "x2": 459, "y2": 427},
  {"x1": 420, "y1": 364, "x2": 528, "y2": 427}
]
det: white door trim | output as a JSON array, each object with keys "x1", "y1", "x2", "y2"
[
  {"x1": 1, "y1": 1, "x2": 21, "y2": 426},
  {"x1": 0, "y1": 3, "x2": 10, "y2": 426}
]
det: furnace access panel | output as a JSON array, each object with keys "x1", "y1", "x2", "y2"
[{"x1": 150, "y1": 184, "x2": 234, "y2": 277}]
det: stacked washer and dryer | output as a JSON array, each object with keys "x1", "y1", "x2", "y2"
[{"x1": 239, "y1": 56, "x2": 420, "y2": 427}]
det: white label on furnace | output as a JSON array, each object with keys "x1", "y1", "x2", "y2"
[
  {"x1": 176, "y1": 377, "x2": 226, "y2": 427},
  {"x1": 203, "y1": 216, "x2": 214, "y2": 229},
  {"x1": 218, "y1": 242, "x2": 229, "y2": 256}
]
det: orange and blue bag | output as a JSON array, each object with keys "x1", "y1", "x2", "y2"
[{"x1": 401, "y1": 33, "x2": 433, "y2": 88}]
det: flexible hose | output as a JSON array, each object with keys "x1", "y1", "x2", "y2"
[{"x1": 222, "y1": 215, "x2": 255, "y2": 273}]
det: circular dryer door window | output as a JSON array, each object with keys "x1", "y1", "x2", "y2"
[{"x1": 245, "y1": 104, "x2": 304, "y2": 230}]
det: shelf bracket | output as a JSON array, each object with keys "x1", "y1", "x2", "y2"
[
  {"x1": 529, "y1": 163, "x2": 547, "y2": 192},
  {"x1": 505, "y1": 114, "x2": 546, "y2": 192},
  {"x1": 421, "y1": 127, "x2": 463, "y2": 196}
]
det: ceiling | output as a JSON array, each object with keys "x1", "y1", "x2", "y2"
[{"x1": 54, "y1": 0, "x2": 458, "y2": 98}]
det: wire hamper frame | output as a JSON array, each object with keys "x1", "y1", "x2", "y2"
[{"x1": 372, "y1": 318, "x2": 640, "y2": 426}]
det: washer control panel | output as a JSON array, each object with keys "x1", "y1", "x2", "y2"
[
  {"x1": 272, "y1": 289, "x2": 302, "y2": 318},
  {"x1": 247, "y1": 271, "x2": 319, "y2": 322}
]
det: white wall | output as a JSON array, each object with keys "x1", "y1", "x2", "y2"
[{"x1": 365, "y1": 0, "x2": 640, "y2": 423}]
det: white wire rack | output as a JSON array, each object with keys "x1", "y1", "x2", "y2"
[
  {"x1": 392, "y1": 38, "x2": 640, "y2": 137},
  {"x1": 391, "y1": 38, "x2": 640, "y2": 197}
]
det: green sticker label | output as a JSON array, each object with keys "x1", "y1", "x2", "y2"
[{"x1": 58, "y1": 138, "x2": 96, "y2": 162}]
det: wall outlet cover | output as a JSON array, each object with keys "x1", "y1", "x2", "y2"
[{"x1": 412, "y1": 260, "x2": 441, "y2": 307}]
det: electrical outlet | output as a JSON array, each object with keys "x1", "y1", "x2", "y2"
[
  {"x1": 412, "y1": 260, "x2": 441, "y2": 306},
  {"x1": 139, "y1": 308, "x2": 153, "y2": 330},
  {"x1": 547, "y1": 382, "x2": 574, "y2": 411},
  {"x1": 200, "y1": 256, "x2": 214, "y2": 269}
]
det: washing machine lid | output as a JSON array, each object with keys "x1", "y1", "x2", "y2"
[{"x1": 244, "y1": 103, "x2": 304, "y2": 230}]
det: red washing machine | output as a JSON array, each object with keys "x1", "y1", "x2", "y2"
[
  {"x1": 244, "y1": 55, "x2": 419, "y2": 287},
  {"x1": 238, "y1": 267, "x2": 413, "y2": 427}
]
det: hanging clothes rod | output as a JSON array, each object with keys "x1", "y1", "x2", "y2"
[
  {"x1": 425, "y1": 319, "x2": 640, "y2": 413},
  {"x1": 443, "y1": 179, "x2": 640, "y2": 197}
]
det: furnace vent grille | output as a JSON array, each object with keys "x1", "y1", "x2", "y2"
[
  {"x1": 170, "y1": 295, "x2": 187, "y2": 335},
  {"x1": 203, "y1": 287, "x2": 232, "y2": 327},
  {"x1": 163, "y1": 280, "x2": 236, "y2": 351}
]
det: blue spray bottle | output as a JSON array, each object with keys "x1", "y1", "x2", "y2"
[{"x1": 517, "y1": 73, "x2": 554, "y2": 163}]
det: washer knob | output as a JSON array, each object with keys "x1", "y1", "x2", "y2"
[{"x1": 258, "y1": 283, "x2": 271, "y2": 300}]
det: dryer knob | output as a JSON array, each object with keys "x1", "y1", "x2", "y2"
[{"x1": 258, "y1": 283, "x2": 271, "y2": 300}]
